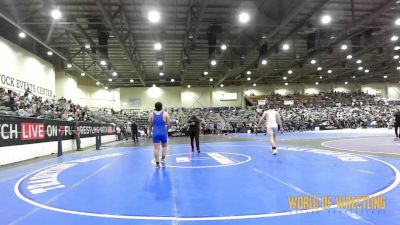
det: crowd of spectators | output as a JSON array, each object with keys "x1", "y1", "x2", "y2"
[
  {"x1": 0, "y1": 88, "x2": 91, "y2": 121},
  {"x1": 0, "y1": 88, "x2": 140, "y2": 127},
  {"x1": 1, "y1": 87, "x2": 399, "y2": 135}
]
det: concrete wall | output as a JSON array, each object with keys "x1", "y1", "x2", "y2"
[
  {"x1": 211, "y1": 86, "x2": 244, "y2": 107},
  {"x1": 0, "y1": 36, "x2": 55, "y2": 98},
  {"x1": 55, "y1": 79, "x2": 400, "y2": 111},
  {"x1": 55, "y1": 71, "x2": 120, "y2": 110},
  {"x1": 120, "y1": 86, "x2": 182, "y2": 110},
  {"x1": 181, "y1": 87, "x2": 212, "y2": 108},
  {"x1": 388, "y1": 83, "x2": 400, "y2": 100},
  {"x1": 118, "y1": 82, "x2": 400, "y2": 110}
]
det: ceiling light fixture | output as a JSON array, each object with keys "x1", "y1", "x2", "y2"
[
  {"x1": 18, "y1": 32, "x2": 26, "y2": 38},
  {"x1": 261, "y1": 59, "x2": 267, "y2": 65},
  {"x1": 282, "y1": 43, "x2": 290, "y2": 50},
  {"x1": 396, "y1": 18, "x2": 400, "y2": 25},
  {"x1": 148, "y1": 10, "x2": 160, "y2": 23},
  {"x1": 51, "y1": 9, "x2": 62, "y2": 20},
  {"x1": 321, "y1": 15, "x2": 332, "y2": 24},
  {"x1": 154, "y1": 42, "x2": 162, "y2": 51},
  {"x1": 238, "y1": 12, "x2": 250, "y2": 23}
]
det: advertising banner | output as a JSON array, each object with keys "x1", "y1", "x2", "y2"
[{"x1": 0, "y1": 116, "x2": 114, "y2": 147}]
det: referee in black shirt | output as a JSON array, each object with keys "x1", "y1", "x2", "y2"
[
  {"x1": 188, "y1": 111, "x2": 201, "y2": 153},
  {"x1": 394, "y1": 109, "x2": 400, "y2": 138},
  {"x1": 131, "y1": 120, "x2": 139, "y2": 144}
]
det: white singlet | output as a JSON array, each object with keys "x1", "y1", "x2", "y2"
[{"x1": 264, "y1": 110, "x2": 278, "y2": 128}]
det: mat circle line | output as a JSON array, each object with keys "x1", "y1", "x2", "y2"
[{"x1": 13, "y1": 146, "x2": 400, "y2": 221}]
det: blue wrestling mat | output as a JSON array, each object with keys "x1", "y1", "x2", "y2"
[{"x1": 1, "y1": 133, "x2": 400, "y2": 225}]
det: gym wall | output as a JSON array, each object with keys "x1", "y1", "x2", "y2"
[
  {"x1": 0, "y1": 36, "x2": 55, "y2": 98},
  {"x1": 55, "y1": 71, "x2": 121, "y2": 110}
]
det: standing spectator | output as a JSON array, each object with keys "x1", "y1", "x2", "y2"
[
  {"x1": 217, "y1": 121, "x2": 224, "y2": 135},
  {"x1": 116, "y1": 125, "x2": 121, "y2": 141},
  {"x1": 131, "y1": 120, "x2": 139, "y2": 144},
  {"x1": 394, "y1": 107, "x2": 400, "y2": 138},
  {"x1": 73, "y1": 122, "x2": 81, "y2": 151}
]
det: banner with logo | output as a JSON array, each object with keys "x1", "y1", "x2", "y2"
[
  {"x1": 284, "y1": 100, "x2": 294, "y2": 105},
  {"x1": 220, "y1": 93, "x2": 238, "y2": 101},
  {"x1": 258, "y1": 100, "x2": 266, "y2": 105},
  {"x1": 0, "y1": 116, "x2": 114, "y2": 147}
]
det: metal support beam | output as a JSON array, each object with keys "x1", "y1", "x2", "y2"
[
  {"x1": 217, "y1": 0, "x2": 324, "y2": 86},
  {"x1": 287, "y1": 0, "x2": 396, "y2": 83},
  {"x1": 179, "y1": 0, "x2": 196, "y2": 85},
  {"x1": 68, "y1": 33, "x2": 110, "y2": 79},
  {"x1": 74, "y1": 24, "x2": 120, "y2": 79},
  {"x1": 96, "y1": 0, "x2": 145, "y2": 85},
  {"x1": 118, "y1": 0, "x2": 145, "y2": 73},
  {"x1": 0, "y1": 11, "x2": 99, "y2": 83},
  {"x1": 256, "y1": 0, "x2": 395, "y2": 84}
]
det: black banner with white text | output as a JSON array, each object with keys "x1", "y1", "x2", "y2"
[{"x1": 0, "y1": 116, "x2": 114, "y2": 147}]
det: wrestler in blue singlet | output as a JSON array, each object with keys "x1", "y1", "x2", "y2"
[{"x1": 152, "y1": 111, "x2": 167, "y2": 144}]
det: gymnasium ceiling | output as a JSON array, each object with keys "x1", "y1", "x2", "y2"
[{"x1": 0, "y1": 0, "x2": 400, "y2": 88}]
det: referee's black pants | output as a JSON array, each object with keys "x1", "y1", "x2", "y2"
[
  {"x1": 132, "y1": 131, "x2": 138, "y2": 143},
  {"x1": 189, "y1": 130, "x2": 200, "y2": 151},
  {"x1": 395, "y1": 124, "x2": 400, "y2": 138}
]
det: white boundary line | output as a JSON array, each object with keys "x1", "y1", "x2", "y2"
[
  {"x1": 13, "y1": 147, "x2": 400, "y2": 221},
  {"x1": 150, "y1": 152, "x2": 251, "y2": 169},
  {"x1": 321, "y1": 137, "x2": 400, "y2": 156}
]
